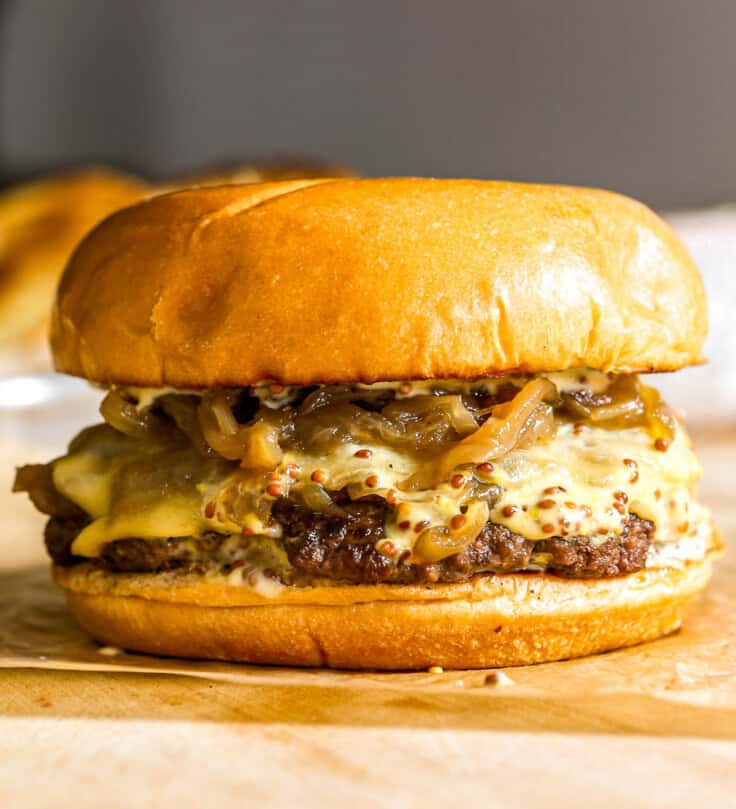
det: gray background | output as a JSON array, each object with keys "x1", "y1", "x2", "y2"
[{"x1": 1, "y1": 0, "x2": 735, "y2": 208}]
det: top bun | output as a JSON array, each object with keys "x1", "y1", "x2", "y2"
[
  {"x1": 0, "y1": 168, "x2": 146, "y2": 347},
  {"x1": 51, "y1": 178, "x2": 707, "y2": 387}
]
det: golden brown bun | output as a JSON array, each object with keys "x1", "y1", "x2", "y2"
[
  {"x1": 155, "y1": 158, "x2": 357, "y2": 193},
  {"x1": 54, "y1": 537, "x2": 720, "y2": 670},
  {"x1": 0, "y1": 169, "x2": 146, "y2": 348},
  {"x1": 51, "y1": 179, "x2": 707, "y2": 387}
]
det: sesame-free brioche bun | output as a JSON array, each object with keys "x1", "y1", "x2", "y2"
[
  {"x1": 54, "y1": 536, "x2": 721, "y2": 669},
  {"x1": 0, "y1": 168, "x2": 146, "y2": 349},
  {"x1": 51, "y1": 178, "x2": 707, "y2": 388}
]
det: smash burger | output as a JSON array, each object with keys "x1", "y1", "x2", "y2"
[{"x1": 15, "y1": 179, "x2": 721, "y2": 669}]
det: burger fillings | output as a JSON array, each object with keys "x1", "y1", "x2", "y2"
[{"x1": 17, "y1": 369, "x2": 708, "y2": 589}]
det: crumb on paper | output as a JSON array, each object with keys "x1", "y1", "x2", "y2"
[
  {"x1": 485, "y1": 671, "x2": 514, "y2": 687},
  {"x1": 97, "y1": 645, "x2": 123, "y2": 657}
]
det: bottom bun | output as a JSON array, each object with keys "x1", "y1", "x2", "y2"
[{"x1": 54, "y1": 537, "x2": 721, "y2": 670}]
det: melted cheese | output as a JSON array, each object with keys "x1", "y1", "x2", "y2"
[
  {"x1": 52, "y1": 376, "x2": 709, "y2": 568},
  {"x1": 56, "y1": 426, "x2": 236, "y2": 557},
  {"x1": 489, "y1": 421, "x2": 704, "y2": 541}
]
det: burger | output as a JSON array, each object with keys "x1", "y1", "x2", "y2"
[
  {"x1": 0, "y1": 168, "x2": 146, "y2": 359},
  {"x1": 14, "y1": 178, "x2": 721, "y2": 670}
]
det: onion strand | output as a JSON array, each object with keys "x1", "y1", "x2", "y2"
[{"x1": 422, "y1": 378, "x2": 558, "y2": 485}]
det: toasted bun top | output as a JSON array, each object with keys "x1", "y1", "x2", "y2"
[
  {"x1": 51, "y1": 178, "x2": 707, "y2": 387},
  {"x1": 0, "y1": 168, "x2": 146, "y2": 345}
]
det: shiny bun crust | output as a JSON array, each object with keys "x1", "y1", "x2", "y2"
[
  {"x1": 0, "y1": 169, "x2": 146, "y2": 345},
  {"x1": 51, "y1": 178, "x2": 707, "y2": 387},
  {"x1": 54, "y1": 549, "x2": 717, "y2": 670}
]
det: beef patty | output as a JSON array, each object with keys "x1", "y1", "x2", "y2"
[{"x1": 44, "y1": 495, "x2": 653, "y2": 583}]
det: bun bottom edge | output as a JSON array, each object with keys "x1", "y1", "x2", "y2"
[{"x1": 57, "y1": 550, "x2": 718, "y2": 670}]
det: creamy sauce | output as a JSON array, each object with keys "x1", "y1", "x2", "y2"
[
  {"x1": 52, "y1": 372, "x2": 710, "y2": 568},
  {"x1": 247, "y1": 368, "x2": 614, "y2": 408}
]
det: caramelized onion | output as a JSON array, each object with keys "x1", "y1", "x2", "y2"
[
  {"x1": 100, "y1": 389, "x2": 164, "y2": 438},
  {"x1": 413, "y1": 501, "x2": 489, "y2": 563},
  {"x1": 240, "y1": 421, "x2": 284, "y2": 469},
  {"x1": 423, "y1": 378, "x2": 557, "y2": 485},
  {"x1": 199, "y1": 393, "x2": 283, "y2": 468},
  {"x1": 640, "y1": 382, "x2": 676, "y2": 444},
  {"x1": 562, "y1": 375, "x2": 676, "y2": 442},
  {"x1": 210, "y1": 392, "x2": 240, "y2": 435},
  {"x1": 158, "y1": 394, "x2": 212, "y2": 456},
  {"x1": 382, "y1": 394, "x2": 478, "y2": 436},
  {"x1": 562, "y1": 375, "x2": 644, "y2": 424},
  {"x1": 288, "y1": 394, "x2": 478, "y2": 454},
  {"x1": 412, "y1": 527, "x2": 452, "y2": 563},
  {"x1": 515, "y1": 402, "x2": 555, "y2": 448},
  {"x1": 291, "y1": 403, "x2": 370, "y2": 449},
  {"x1": 13, "y1": 462, "x2": 82, "y2": 518},
  {"x1": 298, "y1": 385, "x2": 391, "y2": 415}
]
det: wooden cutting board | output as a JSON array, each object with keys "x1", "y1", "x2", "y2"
[{"x1": 1, "y1": 430, "x2": 735, "y2": 808}]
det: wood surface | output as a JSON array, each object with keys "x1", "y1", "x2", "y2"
[{"x1": 1, "y1": 404, "x2": 734, "y2": 808}]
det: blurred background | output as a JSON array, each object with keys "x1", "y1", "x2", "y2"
[
  {"x1": 0, "y1": 0, "x2": 733, "y2": 434},
  {"x1": 2, "y1": 0, "x2": 736, "y2": 207}
]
